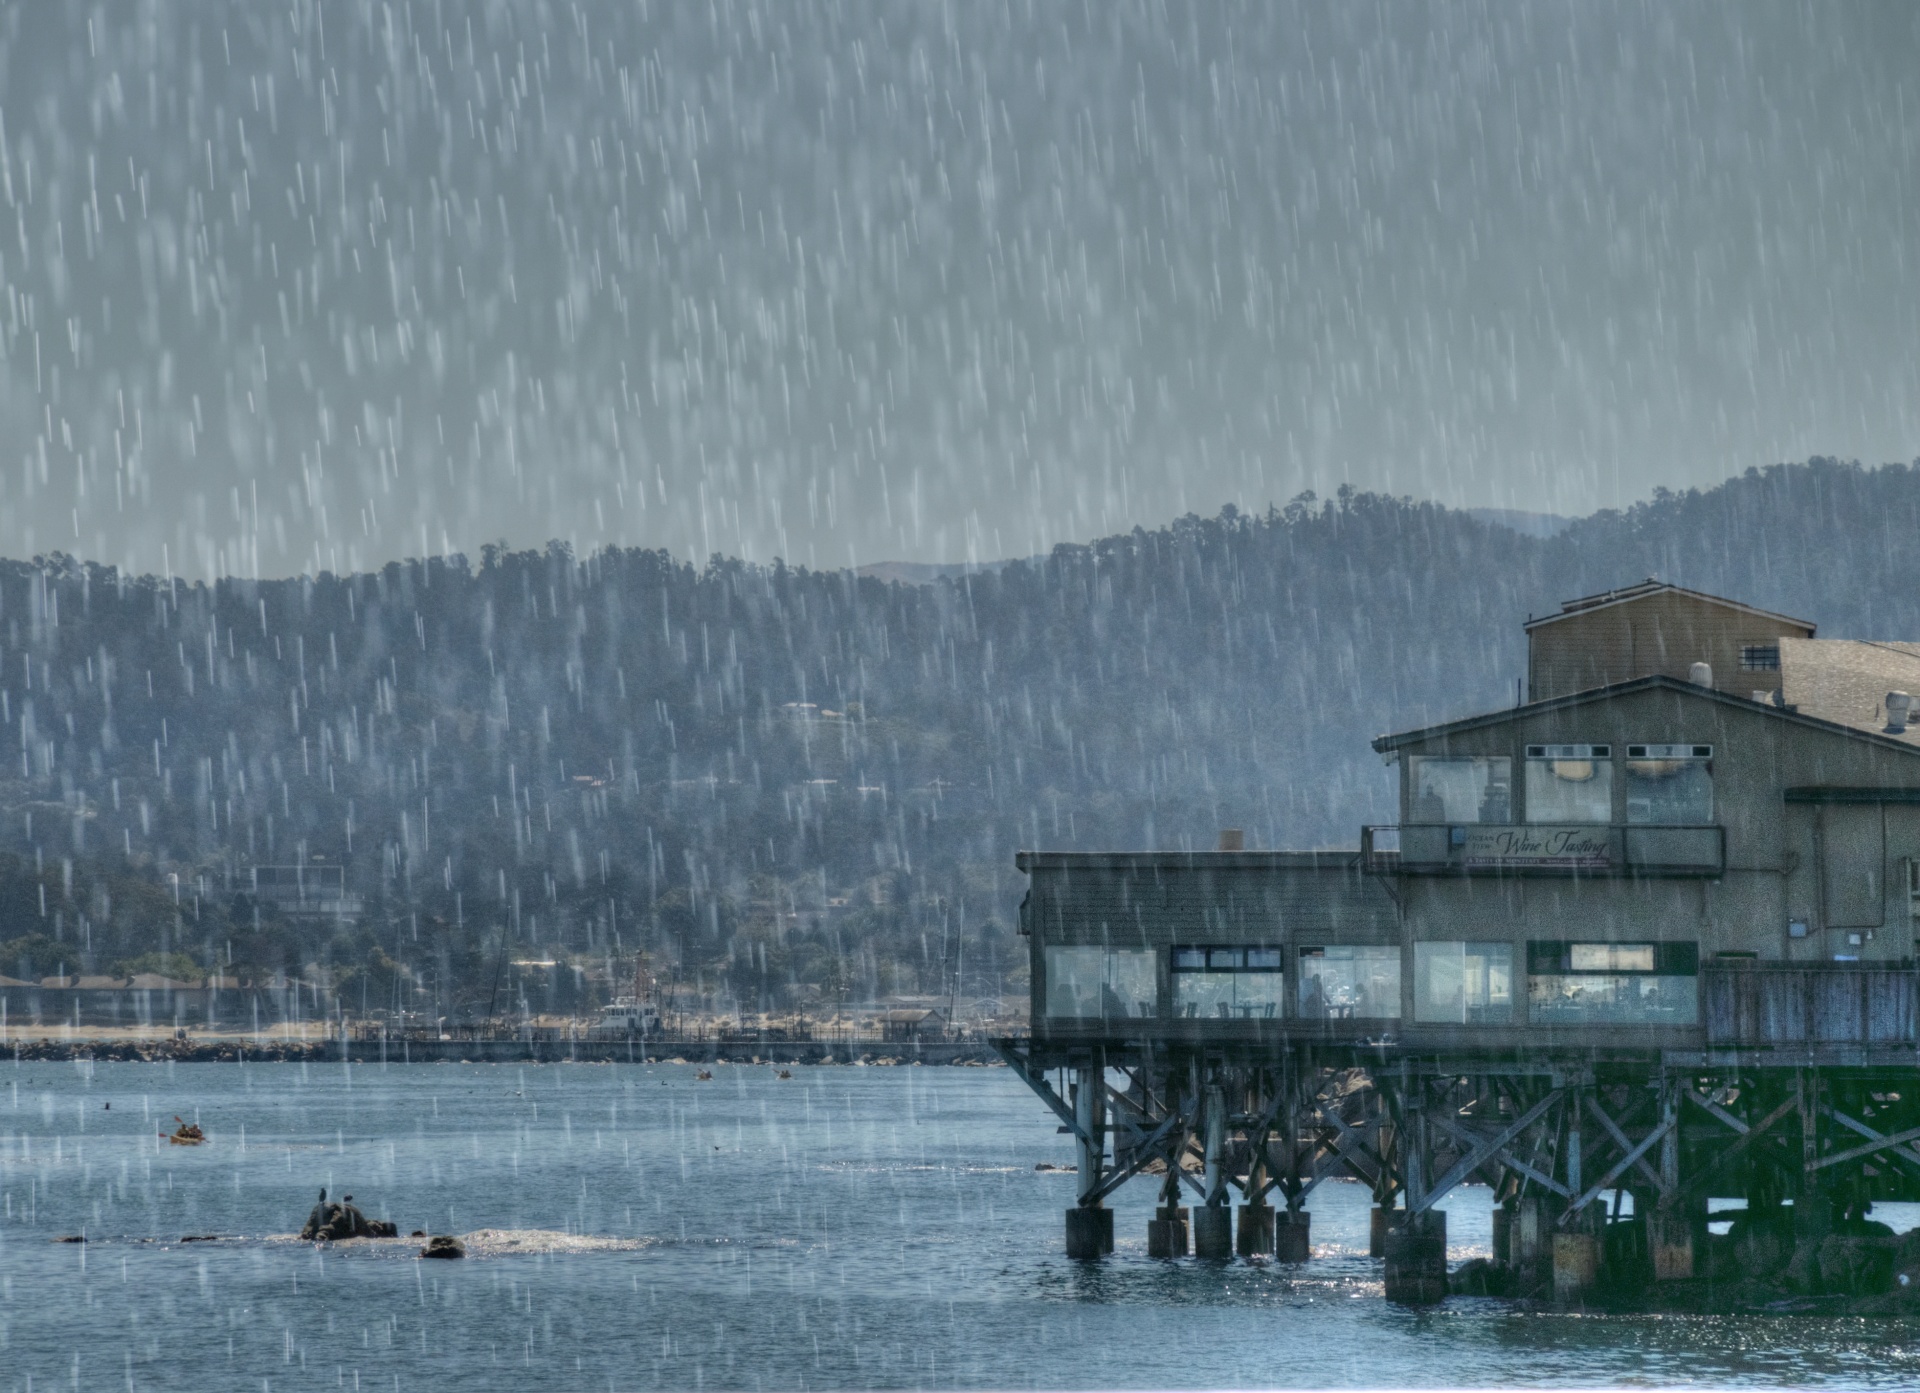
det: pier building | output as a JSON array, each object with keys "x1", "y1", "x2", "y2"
[{"x1": 996, "y1": 581, "x2": 1920, "y2": 1300}]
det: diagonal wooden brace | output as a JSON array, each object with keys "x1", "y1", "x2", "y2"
[
  {"x1": 991, "y1": 1041, "x2": 1093, "y2": 1148},
  {"x1": 1429, "y1": 1110, "x2": 1570, "y2": 1199},
  {"x1": 1810, "y1": 1121, "x2": 1920, "y2": 1173},
  {"x1": 1671, "y1": 1095, "x2": 1799, "y2": 1205},
  {"x1": 1585, "y1": 1093, "x2": 1665, "y2": 1194},
  {"x1": 1563, "y1": 1115, "x2": 1673, "y2": 1219},
  {"x1": 1824, "y1": 1106, "x2": 1920, "y2": 1174},
  {"x1": 1411, "y1": 1089, "x2": 1563, "y2": 1216},
  {"x1": 1087, "y1": 1100, "x2": 1197, "y2": 1204}
]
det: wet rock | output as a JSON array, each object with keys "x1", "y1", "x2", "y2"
[
  {"x1": 1817, "y1": 1233, "x2": 1896, "y2": 1296},
  {"x1": 1448, "y1": 1257, "x2": 1514, "y2": 1297},
  {"x1": 1783, "y1": 1238, "x2": 1822, "y2": 1294},
  {"x1": 420, "y1": 1235, "x2": 465, "y2": 1259},
  {"x1": 52, "y1": 1235, "x2": 85, "y2": 1243},
  {"x1": 302, "y1": 1189, "x2": 399, "y2": 1240}
]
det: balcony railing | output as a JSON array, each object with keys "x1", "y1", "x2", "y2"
[{"x1": 1361, "y1": 824, "x2": 1724, "y2": 875}]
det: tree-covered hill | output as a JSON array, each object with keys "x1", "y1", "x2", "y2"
[{"x1": 1, "y1": 457, "x2": 1915, "y2": 1014}]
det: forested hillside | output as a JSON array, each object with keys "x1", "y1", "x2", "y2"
[{"x1": 1, "y1": 458, "x2": 1916, "y2": 1016}]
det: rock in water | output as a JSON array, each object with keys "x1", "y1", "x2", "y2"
[
  {"x1": 420, "y1": 1235, "x2": 465, "y2": 1260},
  {"x1": 300, "y1": 1188, "x2": 339, "y2": 1241}
]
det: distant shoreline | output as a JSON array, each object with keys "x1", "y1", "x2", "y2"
[{"x1": 0, "y1": 1037, "x2": 1007, "y2": 1066}]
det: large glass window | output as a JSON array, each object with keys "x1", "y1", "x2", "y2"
[
  {"x1": 1525, "y1": 745, "x2": 1613, "y2": 823},
  {"x1": 1407, "y1": 756, "x2": 1511, "y2": 824},
  {"x1": 1299, "y1": 946, "x2": 1402, "y2": 1020},
  {"x1": 1044, "y1": 947, "x2": 1157, "y2": 1019},
  {"x1": 1625, "y1": 745, "x2": 1713, "y2": 824},
  {"x1": 1527, "y1": 941, "x2": 1699, "y2": 1025},
  {"x1": 1414, "y1": 942, "x2": 1513, "y2": 1024},
  {"x1": 1171, "y1": 946, "x2": 1285, "y2": 1020}
]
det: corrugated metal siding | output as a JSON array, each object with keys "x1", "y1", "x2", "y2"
[{"x1": 1704, "y1": 964, "x2": 1917, "y2": 1045}]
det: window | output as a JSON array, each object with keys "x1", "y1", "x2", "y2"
[
  {"x1": 1526, "y1": 941, "x2": 1699, "y2": 1025},
  {"x1": 1299, "y1": 946, "x2": 1401, "y2": 1020},
  {"x1": 1413, "y1": 942, "x2": 1513, "y2": 1024},
  {"x1": 1525, "y1": 745, "x2": 1612, "y2": 823},
  {"x1": 1044, "y1": 947, "x2": 1157, "y2": 1019},
  {"x1": 1625, "y1": 745, "x2": 1713, "y2": 824},
  {"x1": 1740, "y1": 644, "x2": 1781, "y2": 671},
  {"x1": 1407, "y1": 756, "x2": 1511, "y2": 824},
  {"x1": 1171, "y1": 945, "x2": 1285, "y2": 1020}
]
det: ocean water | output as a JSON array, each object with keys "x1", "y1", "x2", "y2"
[{"x1": 1, "y1": 1058, "x2": 1919, "y2": 1391}]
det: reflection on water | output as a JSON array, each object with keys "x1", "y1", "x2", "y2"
[{"x1": 0, "y1": 1059, "x2": 1917, "y2": 1390}]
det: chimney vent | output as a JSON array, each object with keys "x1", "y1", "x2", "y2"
[
  {"x1": 1688, "y1": 661, "x2": 1713, "y2": 687},
  {"x1": 1217, "y1": 829, "x2": 1245, "y2": 852},
  {"x1": 1887, "y1": 692, "x2": 1912, "y2": 735}
]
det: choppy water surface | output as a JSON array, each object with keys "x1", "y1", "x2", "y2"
[{"x1": 2, "y1": 1060, "x2": 1918, "y2": 1391}]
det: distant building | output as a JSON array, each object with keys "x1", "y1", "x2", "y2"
[
  {"x1": 1525, "y1": 578, "x2": 1814, "y2": 702},
  {"x1": 878, "y1": 1008, "x2": 948, "y2": 1041},
  {"x1": 240, "y1": 864, "x2": 363, "y2": 921}
]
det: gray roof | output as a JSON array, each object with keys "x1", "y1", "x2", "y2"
[
  {"x1": 1015, "y1": 850, "x2": 1360, "y2": 871},
  {"x1": 1523, "y1": 579, "x2": 1815, "y2": 633},
  {"x1": 1780, "y1": 638, "x2": 1920, "y2": 745},
  {"x1": 1372, "y1": 673, "x2": 1920, "y2": 756}
]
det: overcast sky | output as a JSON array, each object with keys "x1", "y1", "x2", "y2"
[{"x1": 0, "y1": 1, "x2": 1915, "y2": 579}]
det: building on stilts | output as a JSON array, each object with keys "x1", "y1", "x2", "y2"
[{"x1": 997, "y1": 580, "x2": 1920, "y2": 1302}]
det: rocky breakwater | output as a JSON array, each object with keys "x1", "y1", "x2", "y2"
[{"x1": 1450, "y1": 1207, "x2": 1920, "y2": 1314}]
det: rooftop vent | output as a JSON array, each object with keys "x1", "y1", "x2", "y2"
[
  {"x1": 1689, "y1": 661, "x2": 1713, "y2": 687},
  {"x1": 1217, "y1": 829, "x2": 1245, "y2": 852},
  {"x1": 1887, "y1": 691, "x2": 1912, "y2": 735}
]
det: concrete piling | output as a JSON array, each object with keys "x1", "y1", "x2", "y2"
[
  {"x1": 1236, "y1": 1202, "x2": 1276, "y2": 1257},
  {"x1": 1490, "y1": 1205, "x2": 1511, "y2": 1266},
  {"x1": 1552, "y1": 1230, "x2": 1600, "y2": 1303},
  {"x1": 1369, "y1": 1205, "x2": 1392, "y2": 1257},
  {"x1": 1064, "y1": 1206, "x2": 1114, "y2": 1259},
  {"x1": 1193, "y1": 1204, "x2": 1234, "y2": 1259},
  {"x1": 1647, "y1": 1209, "x2": 1695, "y2": 1281},
  {"x1": 1383, "y1": 1211, "x2": 1448, "y2": 1304},
  {"x1": 1146, "y1": 1206, "x2": 1189, "y2": 1258},
  {"x1": 1275, "y1": 1209, "x2": 1312, "y2": 1263}
]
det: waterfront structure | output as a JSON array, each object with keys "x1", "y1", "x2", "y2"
[{"x1": 998, "y1": 581, "x2": 1920, "y2": 1298}]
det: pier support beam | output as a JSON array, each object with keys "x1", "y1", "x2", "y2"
[
  {"x1": 1064, "y1": 1061, "x2": 1113, "y2": 1258},
  {"x1": 1552, "y1": 1227, "x2": 1600, "y2": 1304},
  {"x1": 1647, "y1": 1208, "x2": 1695, "y2": 1281},
  {"x1": 1147, "y1": 1206, "x2": 1189, "y2": 1258},
  {"x1": 1236, "y1": 1202, "x2": 1275, "y2": 1257},
  {"x1": 1383, "y1": 1211, "x2": 1447, "y2": 1304},
  {"x1": 1370, "y1": 1205, "x2": 1392, "y2": 1257},
  {"x1": 1275, "y1": 1208, "x2": 1312, "y2": 1263},
  {"x1": 1194, "y1": 1084, "x2": 1234, "y2": 1258}
]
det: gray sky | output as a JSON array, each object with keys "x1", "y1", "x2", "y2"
[{"x1": 0, "y1": 1, "x2": 1915, "y2": 578}]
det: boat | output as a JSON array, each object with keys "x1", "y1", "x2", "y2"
[{"x1": 591, "y1": 996, "x2": 661, "y2": 1038}]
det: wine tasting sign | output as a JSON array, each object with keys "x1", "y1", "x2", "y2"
[{"x1": 1459, "y1": 825, "x2": 1611, "y2": 868}]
